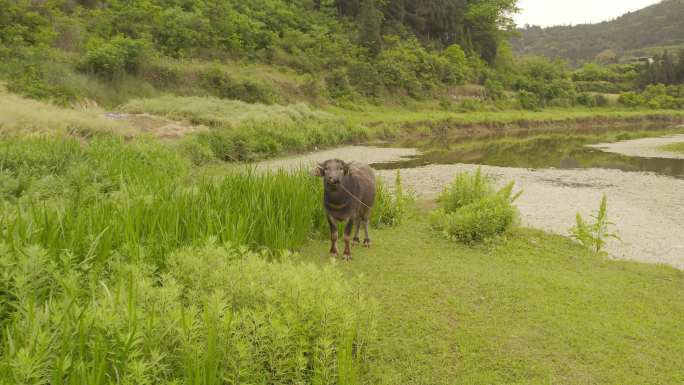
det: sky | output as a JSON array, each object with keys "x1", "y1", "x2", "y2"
[{"x1": 514, "y1": 0, "x2": 662, "y2": 28}]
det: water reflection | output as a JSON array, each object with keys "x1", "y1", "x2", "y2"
[{"x1": 372, "y1": 132, "x2": 684, "y2": 179}]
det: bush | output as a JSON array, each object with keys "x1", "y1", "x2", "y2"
[
  {"x1": 200, "y1": 65, "x2": 279, "y2": 104},
  {"x1": 517, "y1": 90, "x2": 541, "y2": 111},
  {"x1": 431, "y1": 194, "x2": 517, "y2": 244},
  {"x1": 83, "y1": 36, "x2": 149, "y2": 79},
  {"x1": 442, "y1": 44, "x2": 469, "y2": 84},
  {"x1": 431, "y1": 169, "x2": 519, "y2": 243},
  {"x1": 619, "y1": 85, "x2": 684, "y2": 109},
  {"x1": 618, "y1": 91, "x2": 646, "y2": 107},
  {"x1": 0, "y1": 243, "x2": 378, "y2": 384},
  {"x1": 484, "y1": 78, "x2": 505, "y2": 100}
]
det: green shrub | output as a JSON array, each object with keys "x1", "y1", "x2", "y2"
[
  {"x1": 517, "y1": 90, "x2": 542, "y2": 111},
  {"x1": 0, "y1": 243, "x2": 377, "y2": 384},
  {"x1": 442, "y1": 44, "x2": 469, "y2": 84},
  {"x1": 83, "y1": 36, "x2": 149, "y2": 79},
  {"x1": 326, "y1": 68, "x2": 353, "y2": 99},
  {"x1": 484, "y1": 78, "x2": 505, "y2": 100},
  {"x1": 431, "y1": 193, "x2": 517, "y2": 244},
  {"x1": 431, "y1": 169, "x2": 519, "y2": 243},
  {"x1": 618, "y1": 91, "x2": 646, "y2": 107},
  {"x1": 199, "y1": 65, "x2": 279, "y2": 104}
]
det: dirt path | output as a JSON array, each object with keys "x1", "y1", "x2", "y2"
[
  {"x1": 260, "y1": 146, "x2": 684, "y2": 270},
  {"x1": 588, "y1": 133, "x2": 684, "y2": 159}
]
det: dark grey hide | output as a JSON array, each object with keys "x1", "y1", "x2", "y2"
[{"x1": 315, "y1": 159, "x2": 376, "y2": 260}]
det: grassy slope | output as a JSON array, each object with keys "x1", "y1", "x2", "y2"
[
  {"x1": 299, "y1": 211, "x2": 684, "y2": 385},
  {"x1": 661, "y1": 141, "x2": 684, "y2": 154}
]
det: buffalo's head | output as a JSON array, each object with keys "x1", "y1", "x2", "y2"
[{"x1": 314, "y1": 159, "x2": 350, "y2": 188}]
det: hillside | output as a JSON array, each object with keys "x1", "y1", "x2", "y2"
[
  {"x1": 0, "y1": 0, "x2": 516, "y2": 107},
  {"x1": 512, "y1": 0, "x2": 684, "y2": 64}
]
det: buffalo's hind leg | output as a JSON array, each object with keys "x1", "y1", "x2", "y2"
[
  {"x1": 328, "y1": 216, "x2": 339, "y2": 258},
  {"x1": 353, "y1": 217, "x2": 361, "y2": 245},
  {"x1": 362, "y1": 218, "x2": 371, "y2": 248},
  {"x1": 343, "y1": 218, "x2": 354, "y2": 261}
]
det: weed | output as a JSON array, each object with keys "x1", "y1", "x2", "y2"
[{"x1": 570, "y1": 194, "x2": 620, "y2": 254}]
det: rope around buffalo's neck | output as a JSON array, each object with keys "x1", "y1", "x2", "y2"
[{"x1": 338, "y1": 183, "x2": 373, "y2": 210}]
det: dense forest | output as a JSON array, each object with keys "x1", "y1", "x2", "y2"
[{"x1": 512, "y1": 0, "x2": 684, "y2": 64}]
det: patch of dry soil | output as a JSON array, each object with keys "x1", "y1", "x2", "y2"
[
  {"x1": 105, "y1": 113, "x2": 208, "y2": 138},
  {"x1": 588, "y1": 134, "x2": 684, "y2": 159},
  {"x1": 260, "y1": 146, "x2": 684, "y2": 270}
]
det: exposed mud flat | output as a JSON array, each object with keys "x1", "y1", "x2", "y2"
[
  {"x1": 588, "y1": 134, "x2": 684, "y2": 160},
  {"x1": 260, "y1": 145, "x2": 684, "y2": 270},
  {"x1": 105, "y1": 112, "x2": 208, "y2": 138}
]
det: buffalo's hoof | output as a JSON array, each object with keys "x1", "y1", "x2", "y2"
[
  {"x1": 363, "y1": 240, "x2": 371, "y2": 248},
  {"x1": 330, "y1": 252, "x2": 339, "y2": 258},
  {"x1": 343, "y1": 254, "x2": 352, "y2": 261},
  {"x1": 353, "y1": 237, "x2": 361, "y2": 245}
]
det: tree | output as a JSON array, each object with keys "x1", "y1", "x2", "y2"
[
  {"x1": 463, "y1": 0, "x2": 518, "y2": 63},
  {"x1": 677, "y1": 49, "x2": 684, "y2": 83},
  {"x1": 358, "y1": 0, "x2": 383, "y2": 55},
  {"x1": 661, "y1": 50, "x2": 676, "y2": 85}
]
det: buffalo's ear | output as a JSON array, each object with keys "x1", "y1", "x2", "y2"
[{"x1": 312, "y1": 163, "x2": 325, "y2": 177}]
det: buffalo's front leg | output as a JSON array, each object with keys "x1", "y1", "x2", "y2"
[
  {"x1": 328, "y1": 216, "x2": 339, "y2": 257},
  {"x1": 343, "y1": 218, "x2": 354, "y2": 261}
]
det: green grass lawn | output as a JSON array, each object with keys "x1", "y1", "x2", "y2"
[
  {"x1": 661, "y1": 141, "x2": 684, "y2": 154},
  {"x1": 299, "y1": 210, "x2": 684, "y2": 385}
]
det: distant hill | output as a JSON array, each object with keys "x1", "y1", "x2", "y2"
[{"x1": 512, "y1": 0, "x2": 684, "y2": 64}]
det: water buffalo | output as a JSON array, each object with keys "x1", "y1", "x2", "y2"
[{"x1": 314, "y1": 159, "x2": 375, "y2": 260}]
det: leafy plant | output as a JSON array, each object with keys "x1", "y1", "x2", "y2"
[
  {"x1": 569, "y1": 194, "x2": 620, "y2": 254},
  {"x1": 431, "y1": 168, "x2": 520, "y2": 244}
]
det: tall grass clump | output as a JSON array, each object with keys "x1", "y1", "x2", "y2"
[
  {"x1": 430, "y1": 168, "x2": 520, "y2": 243},
  {"x1": 570, "y1": 194, "x2": 620, "y2": 255},
  {"x1": 120, "y1": 96, "x2": 368, "y2": 161},
  {"x1": 373, "y1": 170, "x2": 411, "y2": 228},
  {"x1": 0, "y1": 243, "x2": 377, "y2": 385}
]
